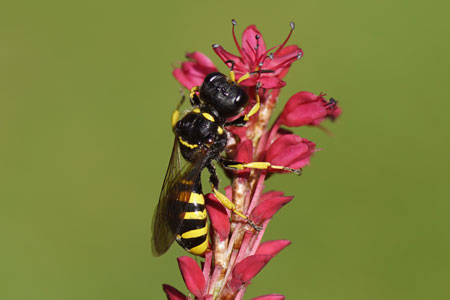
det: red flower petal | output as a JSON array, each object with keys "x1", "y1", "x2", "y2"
[
  {"x1": 162, "y1": 284, "x2": 187, "y2": 300},
  {"x1": 225, "y1": 185, "x2": 233, "y2": 202},
  {"x1": 230, "y1": 254, "x2": 272, "y2": 291},
  {"x1": 172, "y1": 52, "x2": 218, "y2": 90},
  {"x1": 279, "y1": 92, "x2": 340, "y2": 127},
  {"x1": 234, "y1": 139, "x2": 253, "y2": 176},
  {"x1": 251, "y1": 294, "x2": 286, "y2": 300},
  {"x1": 265, "y1": 134, "x2": 316, "y2": 170},
  {"x1": 187, "y1": 52, "x2": 216, "y2": 69},
  {"x1": 205, "y1": 193, "x2": 230, "y2": 241},
  {"x1": 250, "y1": 192, "x2": 293, "y2": 224},
  {"x1": 241, "y1": 25, "x2": 266, "y2": 63},
  {"x1": 212, "y1": 44, "x2": 246, "y2": 73},
  {"x1": 177, "y1": 256, "x2": 206, "y2": 298},
  {"x1": 265, "y1": 45, "x2": 303, "y2": 78},
  {"x1": 239, "y1": 74, "x2": 286, "y2": 89},
  {"x1": 255, "y1": 240, "x2": 291, "y2": 257}
]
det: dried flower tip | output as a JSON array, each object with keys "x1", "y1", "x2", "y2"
[
  {"x1": 297, "y1": 52, "x2": 303, "y2": 59},
  {"x1": 248, "y1": 218, "x2": 263, "y2": 231},
  {"x1": 212, "y1": 43, "x2": 219, "y2": 48},
  {"x1": 232, "y1": 19, "x2": 237, "y2": 26},
  {"x1": 290, "y1": 21, "x2": 295, "y2": 30}
]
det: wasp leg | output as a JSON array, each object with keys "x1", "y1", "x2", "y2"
[
  {"x1": 224, "y1": 118, "x2": 248, "y2": 127},
  {"x1": 189, "y1": 86, "x2": 201, "y2": 107},
  {"x1": 171, "y1": 90, "x2": 186, "y2": 128},
  {"x1": 206, "y1": 162, "x2": 262, "y2": 231},
  {"x1": 218, "y1": 157, "x2": 302, "y2": 175}
]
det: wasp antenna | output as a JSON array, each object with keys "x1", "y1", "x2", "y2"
[{"x1": 225, "y1": 60, "x2": 236, "y2": 71}]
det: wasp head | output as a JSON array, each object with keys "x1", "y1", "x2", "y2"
[{"x1": 199, "y1": 72, "x2": 249, "y2": 118}]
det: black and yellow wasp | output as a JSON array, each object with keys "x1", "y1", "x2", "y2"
[{"x1": 151, "y1": 70, "x2": 300, "y2": 257}]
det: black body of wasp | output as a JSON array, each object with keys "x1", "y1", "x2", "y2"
[
  {"x1": 151, "y1": 71, "x2": 299, "y2": 256},
  {"x1": 151, "y1": 72, "x2": 251, "y2": 256}
]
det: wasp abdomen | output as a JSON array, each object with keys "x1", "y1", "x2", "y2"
[{"x1": 175, "y1": 181, "x2": 209, "y2": 255}]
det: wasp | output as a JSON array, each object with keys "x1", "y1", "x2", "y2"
[{"x1": 151, "y1": 69, "x2": 301, "y2": 256}]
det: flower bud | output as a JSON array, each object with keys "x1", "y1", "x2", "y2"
[
  {"x1": 265, "y1": 134, "x2": 315, "y2": 171},
  {"x1": 279, "y1": 91, "x2": 340, "y2": 127}
]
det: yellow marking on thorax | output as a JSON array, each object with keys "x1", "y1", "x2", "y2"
[
  {"x1": 188, "y1": 192, "x2": 205, "y2": 205},
  {"x1": 180, "y1": 226, "x2": 208, "y2": 239},
  {"x1": 217, "y1": 126, "x2": 224, "y2": 135},
  {"x1": 202, "y1": 112, "x2": 215, "y2": 122},
  {"x1": 184, "y1": 209, "x2": 207, "y2": 220},
  {"x1": 179, "y1": 136, "x2": 198, "y2": 149},
  {"x1": 188, "y1": 236, "x2": 209, "y2": 255},
  {"x1": 192, "y1": 108, "x2": 201, "y2": 113}
]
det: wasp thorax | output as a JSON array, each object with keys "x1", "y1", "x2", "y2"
[{"x1": 199, "y1": 72, "x2": 249, "y2": 118}]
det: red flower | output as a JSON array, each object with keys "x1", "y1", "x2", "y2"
[
  {"x1": 229, "y1": 254, "x2": 273, "y2": 292},
  {"x1": 251, "y1": 191, "x2": 294, "y2": 224},
  {"x1": 279, "y1": 91, "x2": 340, "y2": 127},
  {"x1": 172, "y1": 52, "x2": 218, "y2": 90},
  {"x1": 205, "y1": 193, "x2": 230, "y2": 241},
  {"x1": 213, "y1": 20, "x2": 303, "y2": 89},
  {"x1": 265, "y1": 133, "x2": 316, "y2": 171},
  {"x1": 162, "y1": 284, "x2": 188, "y2": 300},
  {"x1": 177, "y1": 256, "x2": 207, "y2": 298},
  {"x1": 163, "y1": 20, "x2": 342, "y2": 300},
  {"x1": 255, "y1": 240, "x2": 291, "y2": 257}
]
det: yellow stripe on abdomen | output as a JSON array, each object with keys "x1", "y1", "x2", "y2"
[
  {"x1": 184, "y1": 209, "x2": 207, "y2": 219},
  {"x1": 180, "y1": 226, "x2": 208, "y2": 239},
  {"x1": 188, "y1": 192, "x2": 204, "y2": 204}
]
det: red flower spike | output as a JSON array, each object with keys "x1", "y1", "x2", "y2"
[
  {"x1": 172, "y1": 52, "x2": 218, "y2": 90},
  {"x1": 165, "y1": 21, "x2": 342, "y2": 300},
  {"x1": 279, "y1": 91, "x2": 340, "y2": 127},
  {"x1": 250, "y1": 193, "x2": 294, "y2": 224},
  {"x1": 162, "y1": 284, "x2": 188, "y2": 300},
  {"x1": 205, "y1": 193, "x2": 230, "y2": 241},
  {"x1": 213, "y1": 21, "x2": 302, "y2": 89},
  {"x1": 255, "y1": 240, "x2": 291, "y2": 257},
  {"x1": 266, "y1": 134, "x2": 316, "y2": 171},
  {"x1": 230, "y1": 254, "x2": 273, "y2": 291},
  {"x1": 251, "y1": 294, "x2": 286, "y2": 300},
  {"x1": 177, "y1": 256, "x2": 206, "y2": 298}
]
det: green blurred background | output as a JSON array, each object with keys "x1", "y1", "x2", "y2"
[{"x1": 1, "y1": 0, "x2": 449, "y2": 299}]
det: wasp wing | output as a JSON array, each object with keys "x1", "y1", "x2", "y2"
[{"x1": 151, "y1": 137, "x2": 206, "y2": 256}]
